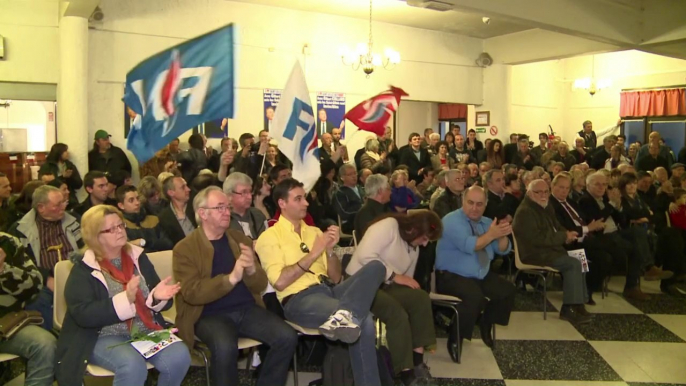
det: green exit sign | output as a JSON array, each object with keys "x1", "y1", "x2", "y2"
[{"x1": 475, "y1": 127, "x2": 486, "y2": 134}]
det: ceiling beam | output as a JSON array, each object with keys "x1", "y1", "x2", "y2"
[{"x1": 61, "y1": 0, "x2": 100, "y2": 19}]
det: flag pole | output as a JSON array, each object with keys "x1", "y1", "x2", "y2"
[{"x1": 258, "y1": 150, "x2": 267, "y2": 177}]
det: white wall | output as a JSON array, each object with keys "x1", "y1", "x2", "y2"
[
  {"x1": 396, "y1": 101, "x2": 439, "y2": 146},
  {"x1": 479, "y1": 50, "x2": 686, "y2": 145},
  {"x1": 0, "y1": 100, "x2": 56, "y2": 152},
  {"x1": 86, "y1": 0, "x2": 484, "y2": 174}
]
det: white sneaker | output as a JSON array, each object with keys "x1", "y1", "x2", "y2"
[{"x1": 318, "y1": 310, "x2": 361, "y2": 343}]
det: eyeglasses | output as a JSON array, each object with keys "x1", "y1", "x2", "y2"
[
  {"x1": 300, "y1": 243, "x2": 310, "y2": 253},
  {"x1": 232, "y1": 191, "x2": 253, "y2": 197},
  {"x1": 100, "y1": 223, "x2": 126, "y2": 234},
  {"x1": 532, "y1": 190, "x2": 550, "y2": 195},
  {"x1": 202, "y1": 206, "x2": 230, "y2": 213}
]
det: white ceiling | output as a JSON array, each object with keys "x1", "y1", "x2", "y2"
[{"x1": 230, "y1": 0, "x2": 532, "y2": 39}]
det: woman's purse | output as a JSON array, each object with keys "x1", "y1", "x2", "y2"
[{"x1": 0, "y1": 310, "x2": 44, "y2": 341}]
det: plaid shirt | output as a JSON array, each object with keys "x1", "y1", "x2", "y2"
[{"x1": 36, "y1": 215, "x2": 73, "y2": 270}]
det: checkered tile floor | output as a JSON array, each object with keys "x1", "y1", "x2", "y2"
[{"x1": 5, "y1": 277, "x2": 686, "y2": 386}]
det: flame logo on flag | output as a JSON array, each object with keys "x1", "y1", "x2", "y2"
[{"x1": 359, "y1": 95, "x2": 398, "y2": 124}]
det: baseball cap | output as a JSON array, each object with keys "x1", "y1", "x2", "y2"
[
  {"x1": 671, "y1": 163, "x2": 685, "y2": 170},
  {"x1": 94, "y1": 130, "x2": 111, "y2": 140}
]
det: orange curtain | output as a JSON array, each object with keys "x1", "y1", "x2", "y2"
[
  {"x1": 619, "y1": 88, "x2": 686, "y2": 117},
  {"x1": 438, "y1": 103, "x2": 468, "y2": 120}
]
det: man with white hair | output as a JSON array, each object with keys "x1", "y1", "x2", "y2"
[
  {"x1": 578, "y1": 172, "x2": 672, "y2": 299},
  {"x1": 552, "y1": 142, "x2": 577, "y2": 171},
  {"x1": 433, "y1": 170, "x2": 465, "y2": 219},
  {"x1": 428, "y1": 132, "x2": 440, "y2": 155},
  {"x1": 429, "y1": 170, "x2": 449, "y2": 210},
  {"x1": 8, "y1": 185, "x2": 83, "y2": 330},
  {"x1": 224, "y1": 172, "x2": 268, "y2": 240},
  {"x1": 571, "y1": 137, "x2": 589, "y2": 164},
  {"x1": 355, "y1": 174, "x2": 391, "y2": 239},
  {"x1": 173, "y1": 187, "x2": 297, "y2": 386},
  {"x1": 512, "y1": 179, "x2": 592, "y2": 324}
]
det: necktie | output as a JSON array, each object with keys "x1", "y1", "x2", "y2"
[
  {"x1": 469, "y1": 222, "x2": 491, "y2": 269},
  {"x1": 561, "y1": 201, "x2": 585, "y2": 226}
]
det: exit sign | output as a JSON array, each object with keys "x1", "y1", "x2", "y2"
[{"x1": 475, "y1": 127, "x2": 486, "y2": 134}]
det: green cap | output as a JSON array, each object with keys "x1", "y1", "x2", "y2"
[{"x1": 94, "y1": 130, "x2": 111, "y2": 140}]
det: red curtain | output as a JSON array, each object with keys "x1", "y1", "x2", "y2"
[
  {"x1": 619, "y1": 88, "x2": 686, "y2": 117},
  {"x1": 438, "y1": 103, "x2": 467, "y2": 120}
]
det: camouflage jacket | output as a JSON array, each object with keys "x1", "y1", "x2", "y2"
[{"x1": 0, "y1": 232, "x2": 43, "y2": 317}]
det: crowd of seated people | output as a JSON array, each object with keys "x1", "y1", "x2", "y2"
[{"x1": 3, "y1": 120, "x2": 686, "y2": 386}]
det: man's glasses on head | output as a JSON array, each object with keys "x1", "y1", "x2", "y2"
[{"x1": 202, "y1": 206, "x2": 230, "y2": 213}]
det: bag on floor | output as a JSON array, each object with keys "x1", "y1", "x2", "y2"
[{"x1": 322, "y1": 342, "x2": 395, "y2": 386}]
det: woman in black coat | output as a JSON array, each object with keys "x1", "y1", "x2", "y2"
[
  {"x1": 55, "y1": 205, "x2": 190, "y2": 386},
  {"x1": 39, "y1": 143, "x2": 82, "y2": 208}
]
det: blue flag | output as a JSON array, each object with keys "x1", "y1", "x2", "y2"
[{"x1": 123, "y1": 24, "x2": 234, "y2": 163}]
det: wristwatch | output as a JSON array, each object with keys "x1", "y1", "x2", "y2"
[{"x1": 139, "y1": 239, "x2": 146, "y2": 247}]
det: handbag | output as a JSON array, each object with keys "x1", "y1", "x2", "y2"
[{"x1": 0, "y1": 310, "x2": 44, "y2": 341}]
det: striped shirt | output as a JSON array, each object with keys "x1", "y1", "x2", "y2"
[{"x1": 36, "y1": 215, "x2": 73, "y2": 270}]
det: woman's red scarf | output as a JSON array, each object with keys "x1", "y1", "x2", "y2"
[{"x1": 99, "y1": 250, "x2": 161, "y2": 332}]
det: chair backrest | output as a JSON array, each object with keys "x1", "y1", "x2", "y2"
[
  {"x1": 512, "y1": 234, "x2": 525, "y2": 269},
  {"x1": 352, "y1": 230, "x2": 358, "y2": 247},
  {"x1": 147, "y1": 250, "x2": 174, "y2": 281},
  {"x1": 53, "y1": 260, "x2": 74, "y2": 331},
  {"x1": 666, "y1": 211, "x2": 672, "y2": 228}
]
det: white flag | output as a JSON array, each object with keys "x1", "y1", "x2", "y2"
[{"x1": 271, "y1": 62, "x2": 321, "y2": 192}]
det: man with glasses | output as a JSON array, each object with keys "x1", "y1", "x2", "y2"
[
  {"x1": 8, "y1": 185, "x2": 83, "y2": 330},
  {"x1": 512, "y1": 179, "x2": 592, "y2": 324},
  {"x1": 334, "y1": 164, "x2": 365, "y2": 235},
  {"x1": 433, "y1": 169, "x2": 466, "y2": 219},
  {"x1": 224, "y1": 172, "x2": 268, "y2": 241},
  {"x1": 173, "y1": 186, "x2": 297, "y2": 386},
  {"x1": 256, "y1": 178, "x2": 386, "y2": 386},
  {"x1": 436, "y1": 186, "x2": 514, "y2": 349}
]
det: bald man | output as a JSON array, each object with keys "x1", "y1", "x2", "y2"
[
  {"x1": 512, "y1": 179, "x2": 591, "y2": 324},
  {"x1": 636, "y1": 131, "x2": 673, "y2": 169}
]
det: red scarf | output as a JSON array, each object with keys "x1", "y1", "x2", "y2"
[{"x1": 99, "y1": 251, "x2": 161, "y2": 332}]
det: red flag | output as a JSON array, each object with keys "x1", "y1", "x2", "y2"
[{"x1": 344, "y1": 86, "x2": 408, "y2": 136}]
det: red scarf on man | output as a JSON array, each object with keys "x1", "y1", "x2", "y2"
[{"x1": 99, "y1": 251, "x2": 161, "y2": 332}]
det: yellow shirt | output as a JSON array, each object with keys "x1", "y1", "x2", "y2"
[{"x1": 255, "y1": 217, "x2": 327, "y2": 301}]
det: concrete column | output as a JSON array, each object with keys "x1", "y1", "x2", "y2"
[{"x1": 57, "y1": 16, "x2": 89, "y2": 195}]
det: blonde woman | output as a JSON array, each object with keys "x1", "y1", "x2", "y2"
[
  {"x1": 55, "y1": 205, "x2": 190, "y2": 386},
  {"x1": 389, "y1": 170, "x2": 419, "y2": 213},
  {"x1": 360, "y1": 138, "x2": 390, "y2": 171}
]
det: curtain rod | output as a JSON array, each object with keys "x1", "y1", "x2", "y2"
[{"x1": 621, "y1": 85, "x2": 686, "y2": 92}]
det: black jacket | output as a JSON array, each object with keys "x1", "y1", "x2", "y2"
[
  {"x1": 399, "y1": 147, "x2": 431, "y2": 183},
  {"x1": 334, "y1": 186, "x2": 365, "y2": 234},
  {"x1": 577, "y1": 192, "x2": 627, "y2": 233},
  {"x1": 122, "y1": 210, "x2": 174, "y2": 253},
  {"x1": 55, "y1": 250, "x2": 171, "y2": 386},
  {"x1": 158, "y1": 204, "x2": 197, "y2": 247},
  {"x1": 504, "y1": 143, "x2": 518, "y2": 164},
  {"x1": 570, "y1": 148, "x2": 589, "y2": 164},
  {"x1": 484, "y1": 191, "x2": 519, "y2": 220},
  {"x1": 511, "y1": 151, "x2": 537, "y2": 171},
  {"x1": 589, "y1": 148, "x2": 611, "y2": 170},
  {"x1": 550, "y1": 197, "x2": 586, "y2": 236},
  {"x1": 433, "y1": 188, "x2": 463, "y2": 219},
  {"x1": 354, "y1": 198, "x2": 391, "y2": 240},
  {"x1": 636, "y1": 155, "x2": 670, "y2": 174},
  {"x1": 88, "y1": 145, "x2": 132, "y2": 175},
  {"x1": 578, "y1": 130, "x2": 597, "y2": 150},
  {"x1": 39, "y1": 160, "x2": 83, "y2": 207},
  {"x1": 177, "y1": 148, "x2": 208, "y2": 183},
  {"x1": 72, "y1": 196, "x2": 118, "y2": 220}
]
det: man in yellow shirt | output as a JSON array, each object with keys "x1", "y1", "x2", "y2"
[{"x1": 256, "y1": 178, "x2": 386, "y2": 386}]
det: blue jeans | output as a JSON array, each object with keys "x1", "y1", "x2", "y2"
[
  {"x1": 90, "y1": 335, "x2": 191, "y2": 386},
  {"x1": 25, "y1": 287, "x2": 53, "y2": 331},
  {"x1": 195, "y1": 304, "x2": 298, "y2": 386},
  {"x1": 283, "y1": 260, "x2": 386, "y2": 386},
  {"x1": 0, "y1": 325, "x2": 56, "y2": 386}
]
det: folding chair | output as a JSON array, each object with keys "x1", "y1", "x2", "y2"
[
  {"x1": 429, "y1": 271, "x2": 463, "y2": 363},
  {"x1": 337, "y1": 215, "x2": 354, "y2": 245},
  {"x1": 512, "y1": 236, "x2": 559, "y2": 320},
  {"x1": 286, "y1": 321, "x2": 321, "y2": 386}
]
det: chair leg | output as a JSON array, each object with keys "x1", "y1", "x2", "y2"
[
  {"x1": 455, "y1": 309, "x2": 461, "y2": 364},
  {"x1": 542, "y1": 273, "x2": 548, "y2": 320},
  {"x1": 491, "y1": 323, "x2": 496, "y2": 350},
  {"x1": 292, "y1": 348, "x2": 299, "y2": 386},
  {"x1": 245, "y1": 347, "x2": 254, "y2": 371},
  {"x1": 197, "y1": 348, "x2": 211, "y2": 386}
]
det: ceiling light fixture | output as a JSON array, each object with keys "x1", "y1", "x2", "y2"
[
  {"x1": 339, "y1": 0, "x2": 400, "y2": 77},
  {"x1": 573, "y1": 55, "x2": 611, "y2": 96}
]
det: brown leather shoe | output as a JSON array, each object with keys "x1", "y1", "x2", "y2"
[
  {"x1": 644, "y1": 266, "x2": 674, "y2": 281},
  {"x1": 574, "y1": 304, "x2": 594, "y2": 317},
  {"x1": 623, "y1": 287, "x2": 651, "y2": 300}
]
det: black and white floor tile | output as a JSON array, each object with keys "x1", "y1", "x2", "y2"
[{"x1": 5, "y1": 277, "x2": 686, "y2": 386}]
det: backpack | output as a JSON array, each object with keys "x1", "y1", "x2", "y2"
[{"x1": 321, "y1": 341, "x2": 394, "y2": 386}]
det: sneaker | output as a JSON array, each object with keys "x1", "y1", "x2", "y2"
[
  {"x1": 318, "y1": 310, "x2": 361, "y2": 343},
  {"x1": 559, "y1": 305, "x2": 592, "y2": 324},
  {"x1": 644, "y1": 266, "x2": 674, "y2": 281}
]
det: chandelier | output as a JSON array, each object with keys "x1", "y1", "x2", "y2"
[
  {"x1": 340, "y1": 0, "x2": 400, "y2": 77},
  {"x1": 573, "y1": 55, "x2": 611, "y2": 96}
]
